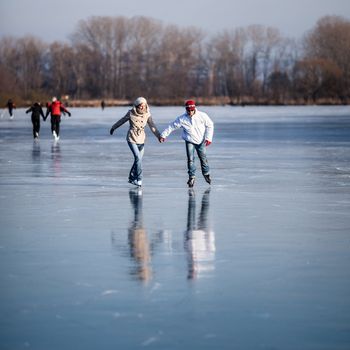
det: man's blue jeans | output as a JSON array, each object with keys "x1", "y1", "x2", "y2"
[
  {"x1": 128, "y1": 142, "x2": 144, "y2": 182},
  {"x1": 185, "y1": 141, "x2": 210, "y2": 178}
]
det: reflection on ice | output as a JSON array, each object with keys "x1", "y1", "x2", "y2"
[
  {"x1": 114, "y1": 187, "x2": 216, "y2": 283},
  {"x1": 31, "y1": 140, "x2": 40, "y2": 159},
  {"x1": 1, "y1": 106, "x2": 350, "y2": 350},
  {"x1": 127, "y1": 188, "x2": 152, "y2": 283},
  {"x1": 185, "y1": 188, "x2": 215, "y2": 279},
  {"x1": 111, "y1": 188, "x2": 216, "y2": 285},
  {"x1": 51, "y1": 141, "x2": 61, "y2": 176}
]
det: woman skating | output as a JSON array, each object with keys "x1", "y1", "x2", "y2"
[{"x1": 109, "y1": 97, "x2": 161, "y2": 187}]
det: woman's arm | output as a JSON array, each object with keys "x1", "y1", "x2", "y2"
[
  {"x1": 110, "y1": 112, "x2": 130, "y2": 135},
  {"x1": 147, "y1": 116, "x2": 161, "y2": 139}
]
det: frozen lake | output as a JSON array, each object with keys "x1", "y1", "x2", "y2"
[{"x1": 1, "y1": 105, "x2": 350, "y2": 349}]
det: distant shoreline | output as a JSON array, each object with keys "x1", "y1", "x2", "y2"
[
  {"x1": 47, "y1": 98, "x2": 349, "y2": 107},
  {"x1": 60, "y1": 97, "x2": 350, "y2": 108},
  {"x1": 4, "y1": 97, "x2": 349, "y2": 108}
]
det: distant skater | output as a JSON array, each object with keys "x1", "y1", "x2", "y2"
[
  {"x1": 101, "y1": 100, "x2": 106, "y2": 110},
  {"x1": 109, "y1": 97, "x2": 161, "y2": 187},
  {"x1": 45, "y1": 97, "x2": 71, "y2": 141},
  {"x1": 26, "y1": 102, "x2": 45, "y2": 139},
  {"x1": 6, "y1": 99, "x2": 16, "y2": 119},
  {"x1": 160, "y1": 100, "x2": 214, "y2": 187}
]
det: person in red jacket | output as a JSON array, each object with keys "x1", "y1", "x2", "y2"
[{"x1": 45, "y1": 97, "x2": 71, "y2": 141}]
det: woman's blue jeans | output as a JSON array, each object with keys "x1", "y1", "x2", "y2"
[
  {"x1": 128, "y1": 142, "x2": 144, "y2": 182},
  {"x1": 185, "y1": 141, "x2": 210, "y2": 178}
]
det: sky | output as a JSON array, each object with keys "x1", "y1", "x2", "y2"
[{"x1": 0, "y1": 0, "x2": 350, "y2": 42}]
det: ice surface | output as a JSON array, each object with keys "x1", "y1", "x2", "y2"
[{"x1": 1, "y1": 106, "x2": 350, "y2": 349}]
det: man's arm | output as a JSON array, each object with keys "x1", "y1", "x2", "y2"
[
  {"x1": 160, "y1": 117, "x2": 182, "y2": 141},
  {"x1": 204, "y1": 114, "x2": 214, "y2": 144}
]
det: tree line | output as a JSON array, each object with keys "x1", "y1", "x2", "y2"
[{"x1": 0, "y1": 15, "x2": 349, "y2": 106}]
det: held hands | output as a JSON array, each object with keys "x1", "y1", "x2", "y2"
[{"x1": 159, "y1": 137, "x2": 208, "y2": 145}]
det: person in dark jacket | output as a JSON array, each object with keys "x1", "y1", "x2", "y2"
[
  {"x1": 6, "y1": 99, "x2": 16, "y2": 119},
  {"x1": 26, "y1": 102, "x2": 45, "y2": 139},
  {"x1": 45, "y1": 97, "x2": 71, "y2": 141}
]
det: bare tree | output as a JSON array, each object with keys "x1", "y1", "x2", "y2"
[
  {"x1": 151, "y1": 25, "x2": 205, "y2": 100},
  {"x1": 1, "y1": 15, "x2": 347, "y2": 105},
  {"x1": 208, "y1": 25, "x2": 294, "y2": 103},
  {"x1": 303, "y1": 16, "x2": 350, "y2": 101},
  {"x1": 0, "y1": 37, "x2": 21, "y2": 99},
  {"x1": 123, "y1": 16, "x2": 163, "y2": 98},
  {"x1": 293, "y1": 58, "x2": 342, "y2": 103},
  {"x1": 0, "y1": 36, "x2": 46, "y2": 100},
  {"x1": 267, "y1": 71, "x2": 290, "y2": 103},
  {"x1": 208, "y1": 29, "x2": 247, "y2": 103},
  {"x1": 45, "y1": 42, "x2": 78, "y2": 98}
]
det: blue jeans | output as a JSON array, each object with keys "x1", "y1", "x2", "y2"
[
  {"x1": 128, "y1": 142, "x2": 144, "y2": 182},
  {"x1": 185, "y1": 141, "x2": 210, "y2": 178}
]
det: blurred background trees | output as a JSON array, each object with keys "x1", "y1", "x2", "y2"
[{"x1": 0, "y1": 15, "x2": 349, "y2": 105}]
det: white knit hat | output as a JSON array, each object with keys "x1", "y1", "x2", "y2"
[{"x1": 133, "y1": 97, "x2": 147, "y2": 106}]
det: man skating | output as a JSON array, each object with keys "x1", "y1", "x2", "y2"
[{"x1": 160, "y1": 100, "x2": 214, "y2": 187}]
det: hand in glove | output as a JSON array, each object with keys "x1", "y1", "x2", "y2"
[
  {"x1": 110, "y1": 128, "x2": 114, "y2": 135},
  {"x1": 205, "y1": 140, "x2": 212, "y2": 147},
  {"x1": 67, "y1": 112, "x2": 71, "y2": 117}
]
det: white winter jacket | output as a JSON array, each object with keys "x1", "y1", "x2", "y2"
[{"x1": 161, "y1": 110, "x2": 214, "y2": 145}]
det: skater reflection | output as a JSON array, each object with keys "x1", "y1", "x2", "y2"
[
  {"x1": 51, "y1": 141, "x2": 61, "y2": 177},
  {"x1": 32, "y1": 140, "x2": 41, "y2": 160},
  {"x1": 31, "y1": 141, "x2": 42, "y2": 177},
  {"x1": 128, "y1": 188, "x2": 152, "y2": 283},
  {"x1": 184, "y1": 188, "x2": 215, "y2": 280}
]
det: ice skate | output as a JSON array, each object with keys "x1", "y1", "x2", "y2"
[
  {"x1": 187, "y1": 177, "x2": 195, "y2": 188},
  {"x1": 204, "y1": 174, "x2": 211, "y2": 184},
  {"x1": 53, "y1": 130, "x2": 59, "y2": 141},
  {"x1": 129, "y1": 179, "x2": 142, "y2": 188}
]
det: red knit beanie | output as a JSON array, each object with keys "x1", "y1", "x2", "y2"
[{"x1": 185, "y1": 100, "x2": 196, "y2": 110}]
